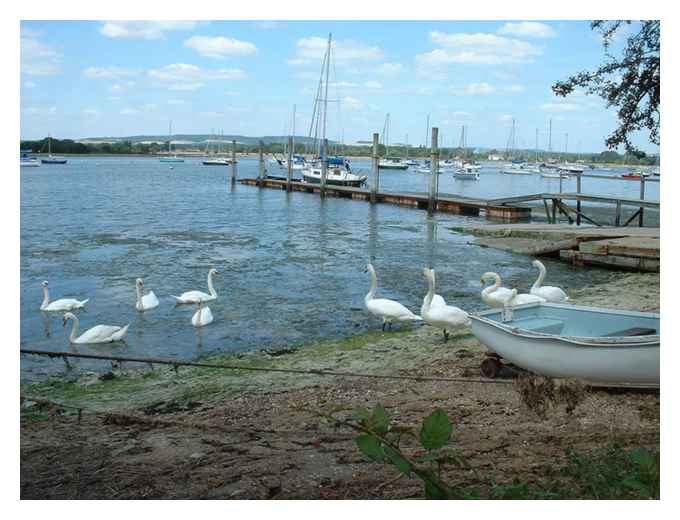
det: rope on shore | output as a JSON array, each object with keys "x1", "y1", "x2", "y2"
[{"x1": 20, "y1": 348, "x2": 513, "y2": 385}]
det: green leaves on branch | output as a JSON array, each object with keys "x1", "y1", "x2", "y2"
[{"x1": 420, "y1": 408, "x2": 453, "y2": 451}]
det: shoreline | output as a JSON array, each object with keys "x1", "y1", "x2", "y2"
[{"x1": 21, "y1": 271, "x2": 659, "y2": 499}]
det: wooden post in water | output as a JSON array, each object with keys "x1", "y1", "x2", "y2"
[
  {"x1": 639, "y1": 175, "x2": 646, "y2": 227},
  {"x1": 428, "y1": 127, "x2": 439, "y2": 215},
  {"x1": 320, "y1": 138, "x2": 328, "y2": 197},
  {"x1": 231, "y1": 140, "x2": 237, "y2": 184},
  {"x1": 286, "y1": 136, "x2": 293, "y2": 191},
  {"x1": 576, "y1": 171, "x2": 582, "y2": 226},
  {"x1": 258, "y1": 140, "x2": 265, "y2": 186},
  {"x1": 371, "y1": 132, "x2": 379, "y2": 203}
]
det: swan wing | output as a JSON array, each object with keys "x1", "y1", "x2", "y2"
[
  {"x1": 44, "y1": 298, "x2": 86, "y2": 311},
  {"x1": 531, "y1": 286, "x2": 568, "y2": 303},
  {"x1": 368, "y1": 298, "x2": 421, "y2": 321},
  {"x1": 425, "y1": 305, "x2": 470, "y2": 328},
  {"x1": 192, "y1": 307, "x2": 214, "y2": 327},
  {"x1": 173, "y1": 290, "x2": 213, "y2": 303},
  {"x1": 141, "y1": 291, "x2": 160, "y2": 310},
  {"x1": 510, "y1": 293, "x2": 546, "y2": 305},
  {"x1": 76, "y1": 324, "x2": 125, "y2": 343}
]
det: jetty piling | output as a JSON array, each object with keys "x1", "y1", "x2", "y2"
[
  {"x1": 258, "y1": 141, "x2": 265, "y2": 185},
  {"x1": 371, "y1": 132, "x2": 379, "y2": 203},
  {"x1": 231, "y1": 140, "x2": 237, "y2": 184},
  {"x1": 428, "y1": 127, "x2": 439, "y2": 215},
  {"x1": 286, "y1": 136, "x2": 293, "y2": 191},
  {"x1": 320, "y1": 138, "x2": 328, "y2": 197},
  {"x1": 639, "y1": 175, "x2": 646, "y2": 227}
]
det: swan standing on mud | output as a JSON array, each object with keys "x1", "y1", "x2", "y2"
[
  {"x1": 135, "y1": 278, "x2": 160, "y2": 311},
  {"x1": 530, "y1": 259, "x2": 569, "y2": 303},
  {"x1": 480, "y1": 272, "x2": 515, "y2": 308},
  {"x1": 172, "y1": 268, "x2": 219, "y2": 304},
  {"x1": 62, "y1": 312, "x2": 129, "y2": 344},
  {"x1": 40, "y1": 281, "x2": 89, "y2": 311},
  {"x1": 364, "y1": 263, "x2": 422, "y2": 331},
  {"x1": 421, "y1": 268, "x2": 470, "y2": 341}
]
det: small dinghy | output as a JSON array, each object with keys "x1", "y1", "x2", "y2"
[{"x1": 470, "y1": 302, "x2": 659, "y2": 388}]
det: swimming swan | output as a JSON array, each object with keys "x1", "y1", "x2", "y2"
[
  {"x1": 135, "y1": 278, "x2": 160, "y2": 311},
  {"x1": 191, "y1": 301, "x2": 214, "y2": 327},
  {"x1": 62, "y1": 312, "x2": 129, "y2": 344},
  {"x1": 364, "y1": 263, "x2": 422, "y2": 331},
  {"x1": 422, "y1": 268, "x2": 470, "y2": 341},
  {"x1": 530, "y1": 259, "x2": 569, "y2": 303},
  {"x1": 172, "y1": 268, "x2": 219, "y2": 304},
  {"x1": 480, "y1": 272, "x2": 515, "y2": 308},
  {"x1": 40, "y1": 281, "x2": 89, "y2": 312}
]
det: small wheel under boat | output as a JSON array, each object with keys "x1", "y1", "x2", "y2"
[{"x1": 481, "y1": 356, "x2": 503, "y2": 379}]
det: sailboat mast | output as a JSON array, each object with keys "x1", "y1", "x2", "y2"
[
  {"x1": 292, "y1": 104, "x2": 296, "y2": 156},
  {"x1": 320, "y1": 33, "x2": 331, "y2": 157},
  {"x1": 548, "y1": 118, "x2": 552, "y2": 154},
  {"x1": 425, "y1": 114, "x2": 430, "y2": 154},
  {"x1": 168, "y1": 121, "x2": 172, "y2": 154},
  {"x1": 535, "y1": 128, "x2": 538, "y2": 163}
]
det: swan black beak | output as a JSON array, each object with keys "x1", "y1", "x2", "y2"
[{"x1": 62, "y1": 318, "x2": 67, "y2": 328}]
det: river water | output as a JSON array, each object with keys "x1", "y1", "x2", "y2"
[{"x1": 20, "y1": 156, "x2": 657, "y2": 381}]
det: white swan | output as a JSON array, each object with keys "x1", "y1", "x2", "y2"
[
  {"x1": 530, "y1": 259, "x2": 569, "y2": 303},
  {"x1": 422, "y1": 268, "x2": 470, "y2": 341},
  {"x1": 191, "y1": 301, "x2": 214, "y2": 327},
  {"x1": 62, "y1": 312, "x2": 129, "y2": 344},
  {"x1": 480, "y1": 272, "x2": 515, "y2": 308},
  {"x1": 40, "y1": 281, "x2": 89, "y2": 312},
  {"x1": 171, "y1": 268, "x2": 219, "y2": 304},
  {"x1": 420, "y1": 271, "x2": 446, "y2": 317},
  {"x1": 364, "y1": 263, "x2": 422, "y2": 331},
  {"x1": 135, "y1": 278, "x2": 160, "y2": 311},
  {"x1": 505, "y1": 288, "x2": 547, "y2": 306}
]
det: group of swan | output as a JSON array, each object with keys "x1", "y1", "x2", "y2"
[
  {"x1": 40, "y1": 268, "x2": 219, "y2": 344},
  {"x1": 364, "y1": 259, "x2": 568, "y2": 339}
]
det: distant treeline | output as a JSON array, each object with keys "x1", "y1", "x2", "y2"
[{"x1": 20, "y1": 137, "x2": 658, "y2": 165}]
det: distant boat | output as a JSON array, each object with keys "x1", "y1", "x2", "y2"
[
  {"x1": 378, "y1": 156, "x2": 409, "y2": 170},
  {"x1": 40, "y1": 135, "x2": 67, "y2": 164},
  {"x1": 540, "y1": 171, "x2": 569, "y2": 179},
  {"x1": 160, "y1": 121, "x2": 185, "y2": 163},
  {"x1": 20, "y1": 154, "x2": 40, "y2": 167},
  {"x1": 202, "y1": 157, "x2": 234, "y2": 166},
  {"x1": 453, "y1": 163, "x2": 480, "y2": 180},
  {"x1": 471, "y1": 302, "x2": 659, "y2": 388},
  {"x1": 558, "y1": 163, "x2": 585, "y2": 173}
]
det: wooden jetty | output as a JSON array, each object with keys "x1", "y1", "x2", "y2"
[
  {"x1": 239, "y1": 177, "x2": 532, "y2": 221},
  {"x1": 452, "y1": 223, "x2": 659, "y2": 272}
]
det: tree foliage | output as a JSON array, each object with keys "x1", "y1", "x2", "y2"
[{"x1": 552, "y1": 21, "x2": 660, "y2": 156}]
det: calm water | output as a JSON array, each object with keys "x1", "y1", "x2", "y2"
[{"x1": 20, "y1": 156, "x2": 643, "y2": 381}]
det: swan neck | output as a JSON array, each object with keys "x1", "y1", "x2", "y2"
[
  {"x1": 135, "y1": 284, "x2": 143, "y2": 303},
  {"x1": 365, "y1": 268, "x2": 377, "y2": 303},
  {"x1": 69, "y1": 316, "x2": 79, "y2": 342},
  {"x1": 41, "y1": 286, "x2": 49, "y2": 309},
  {"x1": 532, "y1": 263, "x2": 546, "y2": 290},
  {"x1": 207, "y1": 273, "x2": 217, "y2": 297},
  {"x1": 481, "y1": 274, "x2": 500, "y2": 299}
]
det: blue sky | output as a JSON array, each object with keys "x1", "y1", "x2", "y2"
[{"x1": 20, "y1": 20, "x2": 658, "y2": 153}]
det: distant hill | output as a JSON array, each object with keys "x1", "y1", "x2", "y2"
[{"x1": 78, "y1": 134, "x2": 330, "y2": 146}]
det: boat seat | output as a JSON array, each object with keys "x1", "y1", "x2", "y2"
[
  {"x1": 510, "y1": 317, "x2": 565, "y2": 335},
  {"x1": 604, "y1": 327, "x2": 657, "y2": 337}
]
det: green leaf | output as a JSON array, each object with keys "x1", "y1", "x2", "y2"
[
  {"x1": 353, "y1": 407, "x2": 371, "y2": 422},
  {"x1": 420, "y1": 469, "x2": 451, "y2": 500},
  {"x1": 355, "y1": 434, "x2": 385, "y2": 462},
  {"x1": 383, "y1": 445, "x2": 411, "y2": 477},
  {"x1": 420, "y1": 408, "x2": 453, "y2": 451},
  {"x1": 630, "y1": 447, "x2": 654, "y2": 469},
  {"x1": 415, "y1": 453, "x2": 439, "y2": 464},
  {"x1": 370, "y1": 404, "x2": 390, "y2": 434}
]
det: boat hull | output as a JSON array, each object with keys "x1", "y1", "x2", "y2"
[
  {"x1": 159, "y1": 158, "x2": 185, "y2": 163},
  {"x1": 41, "y1": 158, "x2": 67, "y2": 164},
  {"x1": 470, "y1": 303, "x2": 659, "y2": 388},
  {"x1": 302, "y1": 172, "x2": 367, "y2": 187},
  {"x1": 378, "y1": 164, "x2": 409, "y2": 170}
]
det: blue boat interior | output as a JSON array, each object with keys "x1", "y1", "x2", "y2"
[{"x1": 478, "y1": 305, "x2": 660, "y2": 337}]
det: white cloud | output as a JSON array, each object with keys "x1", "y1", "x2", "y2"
[
  {"x1": 365, "y1": 81, "x2": 383, "y2": 89},
  {"x1": 99, "y1": 21, "x2": 199, "y2": 40},
  {"x1": 23, "y1": 81, "x2": 36, "y2": 89},
  {"x1": 498, "y1": 114, "x2": 514, "y2": 123},
  {"x1": 342, "y1": 96, "x2": 365, "y2": 110},
  {"x1": 416, "y1": 32, "x2": 542, "y2": 69},
  {"x1": 539, "y1": 102, "x2": 581, "y2": 112},
  {"x1": 184, "y1": 36, "x2": 257, "y2": 59},
  {"x1": 148, "y1": 63, "x2": 246, "y2": 91},
  {"x1": 289, "y1": 36, "x2": 383, "y2": 66},
  {"x1": 167, "y1": 99, "x2": 186, "y2": 105},
  {"x1": 452, "y1": 82, "x2": 496, "y2": 95},
  {"x1": 83, "y1": 66, "x2": 137, "y2": 79},
  {"x1": 21, "y1": 35, "x2": 61, "y2": 76},
  {"x1": 375, "y1": 62, "x2": 403, "y2": 75},
  {"x1": 120, "y1": 108, "x2": 140, "y2": 115},
  {"x1": 109, "y1": 81, "x2": 136, "y2": 93},
  {"x1": 23, "y1": 106, "x2": 56, "y2": 116},
  {"x1": 498, "y1": 22, "x2": 556, "y2": 39},
  {"x1": 83, "y1": 109, "x2": 99, "y2": 116}
]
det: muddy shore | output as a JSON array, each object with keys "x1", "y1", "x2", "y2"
[{"x1": 20, "y1": 272, "x2": 659, "y2": 499}]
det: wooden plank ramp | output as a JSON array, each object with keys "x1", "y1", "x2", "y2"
[{"x1": 452, "y1": 223, "x2": 660, "y2": 272}]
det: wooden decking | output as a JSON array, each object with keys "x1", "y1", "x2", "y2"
[
  {"x1": 239, "y1": 178, "x2": 532, "y2": 221},
  {"x1": 452, "y1": 223, "x2": 660, "y2": 272}
]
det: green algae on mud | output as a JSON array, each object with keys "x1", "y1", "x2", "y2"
[{"x1": 21, "y1": 325, "x2": 472, "y2": 414}]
